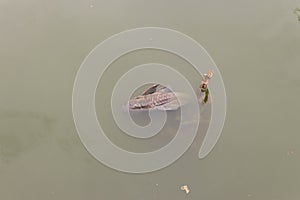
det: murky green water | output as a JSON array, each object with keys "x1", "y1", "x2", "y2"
[{"x1": 1, "y1": 0, "x2": 300, "y2": 199}]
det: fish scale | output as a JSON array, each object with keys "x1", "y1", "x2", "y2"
[
  {"x1": 129, "y1": 93, "x2": 175, "y2": 110},
  {"x1": 146, "y1": 93, "x2": 173, "y2": 107}
]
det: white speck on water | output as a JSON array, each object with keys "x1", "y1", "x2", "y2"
[
  {"x1": 155, "y1": 183, "x2": 158, "y2": 186},
  {"x1": 90, "y1": 4, "x2": 94, "y2": 8},
  {"x1": 180, "y1": 185, "x2": 190, "y2": 194},
  {"x1": 247, "y1": 194, "x2": 253, "y2": 197},
  {"x1": 149, "y1": 38, "x2": 153, "y2": 41}
]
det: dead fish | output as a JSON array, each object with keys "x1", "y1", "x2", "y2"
[
  {"x1": 128, "y1": 70, "x2": 213, "y2": 111},
  {"x1": 128, "y1": 84, "x2": 181, "y2": 111}
]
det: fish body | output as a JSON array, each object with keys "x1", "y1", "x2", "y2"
[
  {"x1": 129, "y1": 92, "x2": 180, "y2": 111},
  {"x1": 127, "y1": 70, "x2": 213, "y2": 111}
]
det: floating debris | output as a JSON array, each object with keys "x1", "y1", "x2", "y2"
[
  {"x1": 89, "y1": 4, "x2": 94, "y2": 8},
  {"x1": 180, "y1": 185, "x2": 190, "y2": 194},
  {"x1": 200, "y1": 70, "x2": 213, "y2": 104}
]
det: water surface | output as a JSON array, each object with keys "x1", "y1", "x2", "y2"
[{"x1": 0, "y1": 0, "x2": 300, "y2": 199}]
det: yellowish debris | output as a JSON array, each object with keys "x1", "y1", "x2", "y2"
[{"x1": 180, "y1": 185, "x2": 190, "y2": 194}]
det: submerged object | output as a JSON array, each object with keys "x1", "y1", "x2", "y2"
[
  {"x1": 128, "y1": 70, "x2": 214, "y2": 111},
  {"x1": 294, "y1": 7, "x2": 300, "y2": 21}
]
